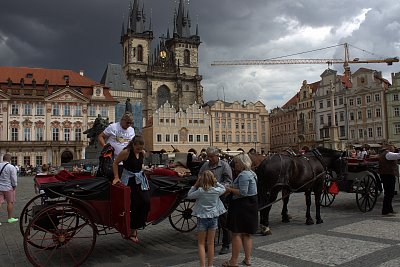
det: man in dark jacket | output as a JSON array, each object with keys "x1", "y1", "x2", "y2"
[{"x1": 378, "y1": 144, "x2": 400, "y2": 216}]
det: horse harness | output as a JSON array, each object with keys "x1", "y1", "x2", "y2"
[{"x1": 258, "y1": 149, "x2": 329, "y2": 211}]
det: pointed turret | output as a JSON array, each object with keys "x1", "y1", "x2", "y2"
[
  {"x1": 175, "y1": 0, "x2": 191, "y2": 37},
  {"x1": 129, "y1": 0, "x2": 146, "y2": 34}
]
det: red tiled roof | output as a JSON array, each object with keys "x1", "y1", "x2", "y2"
[
  {"x1": 282, "y1": 93, "x2": 299, "y2": 109},
  {"x1": 0, "y1": 66, "x2": 98, "y2": 87}
]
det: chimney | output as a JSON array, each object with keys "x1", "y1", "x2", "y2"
[{"x1": 79, "y1": 70, "x2": 84, "y2": 76}]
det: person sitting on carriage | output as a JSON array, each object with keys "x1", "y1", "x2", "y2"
[
  {"x1": 187, "y1": 170, "x2": 226, "y2": 267},
  {"x1": 112, "y1": 135, "x2": 150, "y2": 243}
]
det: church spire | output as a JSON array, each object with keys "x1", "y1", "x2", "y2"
[
  {"x1": 175, "y1": 0, "x2": 191, "y2": 37},
  {"x1": 129, "y1": 0, "x2": 146, "y2": 34}
]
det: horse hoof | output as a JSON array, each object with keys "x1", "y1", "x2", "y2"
[
  {"x1": 316, "y1": 219, "x2": 324, "y2": 224},
  {"x1": 305, "y1": 219, "x2": 314, "y2": 225}
]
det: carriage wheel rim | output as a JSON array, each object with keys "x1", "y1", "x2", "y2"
[
  {"x1": 356, "y1": 175, "x2": 377, "y2": 212},
  {"x1": 169, "y1": 200, "x2": 197, "y2": 232},
  {"x1": 23, "y1": 204, "x2": 97, "y2": 267}
]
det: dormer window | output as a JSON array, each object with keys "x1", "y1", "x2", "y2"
[
  {"x1": 26, "y1": 73, "x2": 33, "y2": 78},
  {"x1": 63, "y1": 75, "x2": 69, "y2": 81}
]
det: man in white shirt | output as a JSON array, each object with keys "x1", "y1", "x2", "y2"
[
  {"x1": 98, "y1": 112, "x2": 135, "y2": 176},
  {"x1": 0, "y1": 154, "x2": 19, "y2": 225}
]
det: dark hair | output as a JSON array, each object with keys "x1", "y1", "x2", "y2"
[{"x1": 126, "y1": 135, "x2": 145, "y2": 150}]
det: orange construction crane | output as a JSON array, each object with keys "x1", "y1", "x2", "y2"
[{"x1": 211, "y1": 43, "x2": 399, "y2": 68}]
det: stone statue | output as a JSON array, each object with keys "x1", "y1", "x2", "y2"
[
  {"x1": 84, "y1": 114, "x2": 109, "y2": 146},
  {"x1": 125, "y1": 98, "x2": 133, "y2": 113}
]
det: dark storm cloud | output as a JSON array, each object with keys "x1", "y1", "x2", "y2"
[{"x1": 1, "y1": 0, "x2": 400, "y2": 109}]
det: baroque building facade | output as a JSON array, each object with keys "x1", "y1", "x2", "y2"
[
  {"x1": 269, "y1": 95, "x2": 298, "y2": 152},
  {"x1": 202, "y1": 100, "x2": 270, "y2": 153},
  {"x1": 0, "y1": 67, "x2": 116, "y2": 166},
  {"x1": 345, "y1": 68, "x2": 389, "y2": 148},
  {"x1": 120, "y1": 0, "x2": 203, "y2": 124},
  {"x1": 142, "y1": 102, "x2": 210, "y2": 153},
  {"x1": 314, "y1": 69, "x2": 350, "y2": 150},
  {"x1": 384, "y1": 72, "x2": 400, "y2": 146}
]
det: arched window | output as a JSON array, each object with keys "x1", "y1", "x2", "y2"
[
  {"x1": 137, "y1": 45, "x2": 143, "y2": 62},
  {"x1": 157, "y1": 86, "x2": 171, "y2": 108},
  {"x1": 184, "y1": 49, "x2": 190, "y2": 65}
]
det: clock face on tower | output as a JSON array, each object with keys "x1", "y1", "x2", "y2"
[
  {"x1": 160, "y1": 50, "x2": 167, "y2": 59},
  {"x1": 95, "y1": 88, "x2": 101, "y2": 96}
]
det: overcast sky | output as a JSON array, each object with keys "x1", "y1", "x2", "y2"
[{"x1": 1, "y1": 0, "x2": 400, "y2": 110}]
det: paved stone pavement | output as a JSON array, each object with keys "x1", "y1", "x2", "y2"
[{"x1": 1, "y1": 176, "x2": 400, "y2": 267}]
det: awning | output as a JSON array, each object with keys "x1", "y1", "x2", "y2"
[
  {"x1": 366, "y1": 144, "x2": 381, "y2": 148},
  {"x1": 352, "y1": 144, "x2": 362, "y2": 148}
]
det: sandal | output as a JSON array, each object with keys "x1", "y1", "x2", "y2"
[
  {"x1": 242, "y1": 259, "x2": 251, "y2": 266},
  {"x1": 127, "y1": 230, "x2": 139, "y2": 244},
  {"x1": 222, "y1": 260, "x2": 238, "y2": 267}
]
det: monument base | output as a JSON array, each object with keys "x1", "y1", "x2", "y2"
[{"x1": 85, "y1": 144, "x2": 102, "y2": 161}]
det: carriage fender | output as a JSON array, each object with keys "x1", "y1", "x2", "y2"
[{"x1": 69, "y1": 199, "x2": 100, "y2": 232}]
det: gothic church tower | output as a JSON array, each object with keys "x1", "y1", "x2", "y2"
[{"x1": 120, "y1": 0, "x2": 203, "y2": 123}]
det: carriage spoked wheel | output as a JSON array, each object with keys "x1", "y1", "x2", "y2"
[
  {"x1": 19, "y1": 193, "x2": 67, "y2": 236},
  {"x1": 169, "y1": 199, "x2": 197, "y2": 232},
  {"x1": 24, "y1": 203, "x2": 96, "y2": 267},
  {"x1": 320, "y1": 173, "x2": 336, "y2": 207},
  {"x1": 356, "y1": 174, "x2": 378, "y2": 212}
]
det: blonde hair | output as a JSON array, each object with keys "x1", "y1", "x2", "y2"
[
  {"x1": 198, "y1": 170, "x2": 217, "y2": 191},
  {"x1": 233, "y1": 153, "x2": 252, "y2": 171}
]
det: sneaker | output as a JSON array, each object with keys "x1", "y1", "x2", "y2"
[
  {"x1": 219, "y1": 246, "x2": 230, "y2": 255},
  {"x1": 8, "y1": 218, "x2": 18, "y2": 223}
]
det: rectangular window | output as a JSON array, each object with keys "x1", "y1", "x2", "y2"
[
  {"x1": 350, "y1": 129, "x2": 355, "y2": 139},
  {"x1": 339, "y1": 98, "x2": 344, "y2": 105},
  {"x1": 165, "y1": 134, "x2": 170, "y2": 142},
  {"x1": 340, "y1": 112, "x2": 344, "y2": 121},
  {"x1": 339, "y1": 126, "x2": 345, "y2": 137},
  {"x1": 236, "y1": 135, "x2": 239, "y2": 142},
  {"x1": 368, "y1": 128, "x2": 373, "y2": 138},
  {"x1": 375, "y1": 94, "x2": 380, "y2": 102},
  {"x1": 241, "y1": 135, "x2": 245, "y2": 142},
  {"x1": 394, "y1": 124, "x2": 400, "y2": 134},
  {"x1": 11, "y1": 104, "x2": 19, "y2": 115},
  {"x1": 23, "y1": 104, "x2": 32, "y2": 115},
  {"x1": 64, "y1": 128, "x2": 70, "y2": 141},
  {"x1": 24, "y1": 128, "x2": 31, "y2": 141},
  {"x1": 188, "y1": 135, "x2": 194, "y2": 142},
  {"x1": 366, "y1": 95, "x2": 371, "y2": 103},
  {"x1": 173, "y1": 134, "x2": 178, "y2": 142},
  {"x1": 100, "y1": 107, "x2": 108, "y2": 117},
  {"x1": 157, "y1": 134, "x2": 162, "y2": 142},
  {"x1": 216, "y1": 134, "x2": 219, "y2": 142},
  {"x1": 319, "y1": 101, "x2": 323, "y2": 109},
  {"x1": 394, "y1": 94, "x2": 399, "y2": 101},
  {"x1": 64, "y1": 104, "x2": 71, "y2": 116},
  {"x1": 377, "y1": 126, "x2": 382, "y2": 137},
  {"x1": 215, "y1": 121, "x2": 219, "y2": 128},
  {"x1": 247, "y1": 123, "x2": 251, "y2": 130},
  {"x1": 75, "y1": 105, "x2": 82, "y2": 116},
  {"x1": 24, "y1": 156, "x2": 30, "y2": 167},
  {"x1": 52, "y1": 128, "x2": 59, "y2": 141},
  {"x1": 358, "y1": 129, "x2": 363, "y2": 138},
  {"x1": 367, "y1": 109, "x2": 372, "y2": 119},
  {"x1": 196, "y1": 134, "x2": 201, "y2": 142},
  {"x1": 395, "y1": 107, "x2": 400, "y2": 117},
  {"x1": 320, "y1": 115, "x2": 324, "y2": 125},
  {"x1": 327, "y1": 100, "x2": 331, "y2": 107},
  {"x1": 241, "y1": 123, "x2": 245, "y2": 130},
  {"x1": 247, "y1": 135, "x2": 251, "y2": 142},
  {"x1": 349, "y1": 99, "x2": 354, "y2": 106},
  {"x1": 52, "y1": 103, "x2": 60, "y2": 116},
  {"x1": 357, "y1": 97, "x2": 362, "y2": 105},
  {"x1": 203, "y1": 135, "x2": 208, "y2": 143},
  {"x1": 376, "y1": 108, "x2": 381, "y2": 117},
  {"x1": 11, "y1": 156, "x2": 18, "y2": 166},
  {"x1": 357, "y1": 111, "x2": 362, "y2": 120},
  {"x1": 11, "y1": 128, "x2": 18, "y2": 141},
  {"x1": 222, "y1": 134, "x2": 226, "y2": 142},
  {"x1": 235, "y1": 123, "x2": 239, "y2": 129},
  {"x1": 89, "y1": 105, "x2": 96, "y2": 116},
  {"x1": 75, "y1": 128, "x2": 82, "y2": 141},
  {"x1": 36, "y1": 156, "x2": 43, "y2": 167},
  {"x1": 36, "y1": 128, "x2": 43, "y2": 141},
  {"x1": 350, "y1": 112, "x2": 354, "y2": 121},
  {"x1": 36, "y1": 103, "x2": 44, "y2": 116}
]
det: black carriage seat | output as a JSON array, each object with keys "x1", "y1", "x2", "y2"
[
  {"x1": 46, "y1": 177, "x2": 110, "y2": 200},
  {"x1": 148, "y1": 175, "x2": 196, "y2": 197}
]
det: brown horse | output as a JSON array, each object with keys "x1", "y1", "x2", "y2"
[{"x1": 255, "y1": 147, "x2": 346, "y2": 235}]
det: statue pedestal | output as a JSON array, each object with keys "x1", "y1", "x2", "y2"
[{"x1": 85, "y1": 144, "x2": 102, "y2": 161}]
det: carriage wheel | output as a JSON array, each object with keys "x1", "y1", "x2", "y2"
[
  {"x1": 19, "y1": 194, "x2": 67, "y2": 236},
  {"x1": 320, "y1": 174, "x2": 336, "y2": 207},
  {"x1": 169, "y1": 199, "x2": 197, "y2": 232},
  {"x1": 356, "y1": 174, "x2": 378, "y2": 212},
  {"x1": 24, "y1": 203, "x2": 96, "y2": 267}
]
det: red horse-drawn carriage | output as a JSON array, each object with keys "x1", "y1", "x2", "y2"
[
  {"x1": 20, "y1": 164, "x2": 200, "y2": 267},
  {"x1": 320, "y1": 156, "x2": 382, "y2": 212}
]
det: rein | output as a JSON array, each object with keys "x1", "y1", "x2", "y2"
[{"x1": 258, "y1": 170, "x2": 327, "y2": 211}]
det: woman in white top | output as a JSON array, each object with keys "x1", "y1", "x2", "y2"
[{"x1": 187, "y1": 170, "x2": 226, "y2": 267}]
